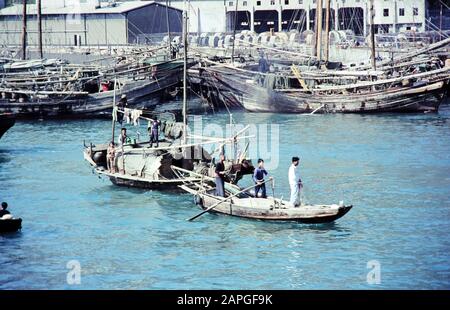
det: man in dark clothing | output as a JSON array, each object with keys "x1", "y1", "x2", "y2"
[
  {"x1": 215, "y1": 154, "x2": 226, "y2": 197},
  {"x1": 258, "y1": 54, "x2": 270, "y2": 73},
  {"x1": 253, "y1": 159, "x2": 268, "y2": 198},
  {"x1": 117, "y1": 94, "x2": 128, "y2": 124},
  {"x1": 0, "y1": 202, "x2": 11, "y2": 218},
  {"x1": 149, "y1": 116, "x2": 161, "y2": 148}
]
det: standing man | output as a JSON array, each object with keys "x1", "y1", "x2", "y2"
[
  {"x1": 215, "y1": 154, "x2": 226, "y2": 197},
  {"x1": 149, "y1": 116, "x2": 161, "y2": 148},
  {"x1": 253, "y1": 159, "x2": 268, "y2": 198},
  {"x1": 289, "y1": 156, "x2": 302, "y2": 207},
  {"x1": 118, "y1": 128, "x2": 129, "y2": 146}
]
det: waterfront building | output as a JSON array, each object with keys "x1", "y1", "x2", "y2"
[{"x1": 0, "y1": 0, "x2": 182, "y2": 46}]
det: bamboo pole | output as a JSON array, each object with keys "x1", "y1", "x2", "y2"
[
  {"x1": 21, "y1": 0, "x2": 27, "y2": 60},
  {"x1": 369, "y1": 0, "x2": 376, "y2": 70},
  {"x1": 37, "y1": 0, "x2": 43, "y2": 59},
  {"x1": 316, "y1": 0, "x2": 323, "y2": 62},
  {"x1": 323, "y1": 0, "x2": 331, "y2": 64},
  {"x1": 231, "y1": 0, "x2": 239, "y2": 65},
  {"x1": 111, "y1": 77, "x2": 117, "y2": 144},
  {"x1": 182, "y1": 1, "x2": 188, "y2": 146}
]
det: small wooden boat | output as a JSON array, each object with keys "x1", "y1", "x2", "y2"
[
  {"x1": 0, "y1": 218, "x2": 22, "y2": 233},
  {"x1": 175, "y1": 168, "x2": 352, "y2": 223},
  {"x1": 0, "y1": 112, "x2": 15, "y2": 140}
]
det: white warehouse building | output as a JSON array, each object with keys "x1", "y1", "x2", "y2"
[
  {"x1": 0, "y1": 0, "x2": 183, "y2": 46},
  {"x1": 166, "y1": 0, "x2": 427, "y2": 35}
]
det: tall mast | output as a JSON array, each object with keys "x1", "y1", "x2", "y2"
[
  {"x1": 37, "y1": 0, "x2": 43, "y2": 59},
  {"x1": 369, "y1": 0, "x2": 376, "y2": 70},
  {"x1": 165, "y1": 0, "x2": 171, "y2": 57},
  {"x1": 231, "y1": 0, "x2": 239, "y2": 65},
  {"x1": 440, "y1": 3, "x2": 443, "y2": 41},
  {"x1": 182, "y1": 0, "x2": 188, "y2": 145},
  {"x1": 315, "y1": 0, "x2": 323, "y2": 62},
  {"x1": 323, "y1": 0, "x2": 331, "y2": 64},
  {"x1": 21, "y1": 0, "x2": 27, "y2": 60}
]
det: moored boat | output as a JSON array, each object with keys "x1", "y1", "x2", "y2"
[
  {"x1": 180, "y1": 181, "x2": 352, "y2": 223},
  {"x1": 0, "y1": 218, "x2": 22, "y2": 233},
  {"x1": 0, "y1": 112, "x2": 15, "y2": 140}
]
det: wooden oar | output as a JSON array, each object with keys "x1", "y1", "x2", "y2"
[{"x1": 188, "y1": 177, "x2": 273, "y2": 222}]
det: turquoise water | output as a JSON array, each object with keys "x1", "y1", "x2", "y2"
[{"x1": 1, "y1": 102, "x2": 449, "y2": 289}]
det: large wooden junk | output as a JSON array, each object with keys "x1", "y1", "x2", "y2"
[
  {"x1": 201, "y1": 63, "x2": 449, "y2": 114},
  {"x1": 0, "y1": 56, "x2": 191, "y2": 118}
]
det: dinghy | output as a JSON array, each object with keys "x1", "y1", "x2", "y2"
[
  {"x1": 173, "y1": 166, "x2": 352, "y2": 223},
  {"x1": 0, "y1": 218, "x2": 22, "y2": 233}
]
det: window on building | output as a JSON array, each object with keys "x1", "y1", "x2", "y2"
[
  {"x1": 285, "y1": 0, "x2": 290, "y2": 5},
  {"x1": 383, "y1": 9, "x2": 389, "y2": 17},
  {"x1": 413, "y1": 7, "x2": 418, "y2": 16},
  {"x1": 243, "y1": 1, "x2": 247, "y2": 6},
  {"x1": 256, "y1": 0, "x2": 261, "y2": 6},
  {"x1": 228, "y1": 1, "x2": 233, "y2": 7},
  {"x1": 399, "y1": 8, "x2": 405, "y2": 16},
  {"x1": 298, "y1": 0, "x2": 303, "y2": 4},
  {"x1": 270, "y1": 0, "x2": 275, "y2": 5}
]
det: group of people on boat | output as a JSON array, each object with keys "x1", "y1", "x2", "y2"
[
  {"x1": 105, "y1": 115, "x2": 162, "y2": 173},
  {"x1": 214, "y1": 155, "x2": 303, "y2": 207}
]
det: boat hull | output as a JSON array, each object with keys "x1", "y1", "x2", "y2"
[
  {"x1": 0, "y1": 113, "x2": 15, "y2": 140},
  {"x1": 191, "y1": 189, "x2": 353, "y2": 223},
  {"x1": 0, "y1": 69, "x2": 183, "y2": 118},
  {"x1": 204, "y1": 68, "x2": 448, "y2": 114},
  {"x1": 0, "y1": 218, "x2": 22, "y2": 233}
]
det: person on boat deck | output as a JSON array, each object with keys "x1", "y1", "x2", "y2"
[
  {"x1": 106, "y1": 142, "x2": 116, "y2": 173},
  {"x1": 215, "y1": 154, "x2": 226, "y2": 197},
  {"x1": 253, "y1": 159, "x2": 268, "y2": 198},
  {"x1": 149, "y1": 116, "x2": 161, "y2": 148},
  {"x1": 0, "y1": 202, "x2": 11, "y2": 218},
  {"x1": 117, "y1": 94, "x2": 128, "y2": 124},
  {"x1": 258, "y1": 53, "x2": 270, "y2": 73},
  {"x1": 118, "y1": 128, "x2": 130, "y2": 146},
  {"x1": 289, "y1": 157, "x2": 303, "y2": 207}
]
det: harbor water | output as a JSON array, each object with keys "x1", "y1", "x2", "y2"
[{"x1": 1, "y1": 100, "x2": 449, "y2": 289}]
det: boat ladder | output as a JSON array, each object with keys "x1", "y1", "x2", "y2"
[{"x1": 291, "y1": 65, "x2": 309, "y2": 91}]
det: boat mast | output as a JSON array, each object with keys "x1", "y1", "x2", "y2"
[
  {"x1": 315, "y1": 0, "x2": 323, "y2": 63},
  {"x1": 165, "y1": 0, "x2": 171, "y2": 58},
  {"x1": 369, "y1": 0, "x2": 376, "y2": 70},
  {"x1": 21, "y1": 0, "x2": 27, "y2": 60},
  {"x1": 231, "y1": 0, "x2": 239, "y2": 65},
  {"x1": 37, "y1": 0, "x2": 43, "y2": 59},
  {"x1": 182, "y1": 0, "x2": 188, "y2": 145},
  {"x1": 111, "y1": 77, "x2": 117, "y2": 144},
  {"x1": 440, "y1": 3, "x2": 443, "y2": 41},
  {"x1": 323, "y1": 0, "x2": 331, "y2": 64}
]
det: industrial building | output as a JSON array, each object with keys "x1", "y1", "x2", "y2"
[
  {"x1": 167, "y1": 0, "x2": 442, "y2": 35},
  {"x1": 0, "y1": 0, "x2": 182, "y2": 46}
]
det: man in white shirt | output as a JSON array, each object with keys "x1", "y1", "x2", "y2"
[{"x1": 288, "y1": 156, "x2": 302, "y2": 207}]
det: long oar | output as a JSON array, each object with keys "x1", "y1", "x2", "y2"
[{"x1": 188, "y1": 177, "x2": 273, "y2": 222}]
